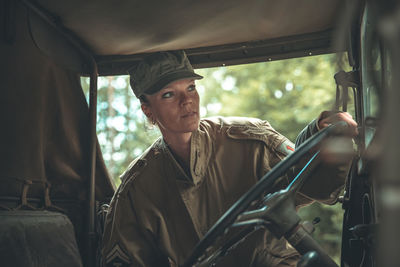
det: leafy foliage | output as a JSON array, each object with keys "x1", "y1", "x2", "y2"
[{"x1": 196, "y1": 54, "x2": 345, "y2": 141}]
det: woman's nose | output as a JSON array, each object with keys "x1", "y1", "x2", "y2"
[{"x1": 180, "y1": 91, "x2": 193, "y2": 105}]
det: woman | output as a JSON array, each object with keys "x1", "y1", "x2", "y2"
[{"x1": 102, "y1": 51, "x2": 357, "y2": 267}]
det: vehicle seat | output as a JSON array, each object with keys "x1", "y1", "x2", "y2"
[{"x1": 0, "y1": 210, "x2": 83, "y2": 267}]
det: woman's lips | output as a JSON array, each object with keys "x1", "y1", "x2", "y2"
[{"x1": 181, "y1": 111, "x2": 197, "y2": 118}]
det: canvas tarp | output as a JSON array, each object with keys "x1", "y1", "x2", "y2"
[{"x1": 0, "y1": 2, "x2": 114, "y2": 204}]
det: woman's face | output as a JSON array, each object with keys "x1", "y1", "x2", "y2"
[{"x1": 142, "y1": 78, "x2": 200, "y2": 138}]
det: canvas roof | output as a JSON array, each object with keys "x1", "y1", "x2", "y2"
[{"x1": 30, "y1": 0, "x2": 344, "y2": 74}]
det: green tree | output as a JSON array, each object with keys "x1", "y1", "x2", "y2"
[{"x1": 196, "y1": 54, "x2": 345, "y2": 141}]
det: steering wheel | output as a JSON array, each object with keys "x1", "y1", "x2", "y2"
[{"x1": 182, "y1": 122, "x2": 349, "y2": 267}]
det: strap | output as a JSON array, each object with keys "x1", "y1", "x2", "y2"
[
  {"x1": 15, "y1": 180, "x2": 36, "y2": 210},
  {"x1": 334, "y1": 70, "x2": 360, "y2": 112},
  {"x1": 1, "y1": 177, "x2": 64, "y2": 212}
]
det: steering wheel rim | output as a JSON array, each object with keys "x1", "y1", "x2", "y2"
[{"x1": 182, "y1": 121, "x2": 348, "y2": 267}]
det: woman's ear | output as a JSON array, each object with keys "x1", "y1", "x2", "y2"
[
  {"x1": 141, "y1": 103, "x2": 152, "y2": 119},
  {"x1": 141, "y1": 103, "x2": 157, "y2": 126}
]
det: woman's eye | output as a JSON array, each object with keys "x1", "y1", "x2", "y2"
[{"x1": 161, "y1": 92, "x2": 173, "y2": 98}]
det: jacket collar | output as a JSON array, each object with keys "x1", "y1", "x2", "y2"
[{"x1": 160, "y1": 122, "x2": 212, "y2": 185}]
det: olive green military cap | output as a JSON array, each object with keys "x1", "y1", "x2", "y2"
[{"x1": 128, "y1": 51, "x2": 203, "y2": 98}]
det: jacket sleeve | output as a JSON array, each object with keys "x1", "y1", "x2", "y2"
[
  {"x1": 295, "y1": 119, "x2": 319, "y2": 148},
  {"x1": 294, "y1": 118, "x2": 349, "y2": 205},
  {"x1": 102, "y1": 185, "x2": 170, "y2": 267}
]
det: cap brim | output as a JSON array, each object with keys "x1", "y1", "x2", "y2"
[{"x1": 146, "y1": 71, "x2": 203, "y2": 95}]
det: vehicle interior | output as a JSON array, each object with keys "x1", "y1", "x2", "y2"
[{"x1": 1, "y1": 0, "x2": 399, "y2": 266}]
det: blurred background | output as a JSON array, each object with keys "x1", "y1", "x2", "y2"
[{"x1": 81, "y1": 52, "x2": 351, "y2": 263}]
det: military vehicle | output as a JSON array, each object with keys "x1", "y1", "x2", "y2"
[{"x1": 1, "y1": 0, "x2": 399, "y2": 266}]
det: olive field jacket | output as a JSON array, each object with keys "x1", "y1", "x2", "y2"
[{"x1": 102, "y1": 117, "x2": 348, "y2": 267}]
